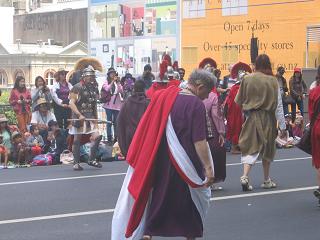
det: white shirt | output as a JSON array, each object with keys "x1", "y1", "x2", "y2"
[{"x1": 31, "y1": 111, "x2": 56, "y2": 125}]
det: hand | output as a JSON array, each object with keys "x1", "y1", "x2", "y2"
[
  {"x1": 204, "y1": 166, "x2": 215, "y2": 187},
  {"x1": 218, "y1": 134, "x2": 225, "y2": 147},
  {"x1": 62, "y1": 104, "x2": 69, "y2": 108},
  {"x1": 17, "y1": 100, "x2": 22, "y2": 104}
]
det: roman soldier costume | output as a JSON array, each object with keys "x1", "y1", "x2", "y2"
[
  {"x1": 226, "y1": 62, "x2": 252, "y2": 154},
  {"x1": 69, "y1": 58, "x2": 103, "y2": 170}
]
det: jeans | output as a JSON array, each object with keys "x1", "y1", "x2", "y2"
[
  {"x1": 105, "y1": 109, "x2": 119, "y2": 142},
  {"x1": 291, "y1": 99, "x2": 304, "y2": 121},
  {"x1": 283, "y1": 101, "x2": 289, "y2": 116}
]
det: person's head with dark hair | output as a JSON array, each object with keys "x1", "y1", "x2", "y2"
[
  {"x1": 14, "y1": 76, "x2": 26, "y2": 91},
  {"x1": 255, "y1": 54, "x2": 273, "y2": 76},
  {"x1": 29, "y1": 125, "x2": 40, "y2": 136},
  {"x1": 277, "y1": 66, "x2": 285, "y2": 76},
  {"x1": 48, "y1": 120, "x2": 59, "y2": 132},
  {"x1": 134, "y1": 80, "x2": 146, "y2": 93},
  {"x1": 144, "y1": 64, "x2": 152, "y2": 73},
  {"x1": 34, "y1": 76, "x2": 46, "y2": 88}
]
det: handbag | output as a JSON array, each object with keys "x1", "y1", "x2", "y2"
[
  {"x1": 282, "y1": 95, "x2": 296, "y2": 105},
  {"x1": 297, "y1": 99, "x2": 320, "y2": 154},
  {"x1": 60, "y1": 150, "x2": 74, "y2": 165}
]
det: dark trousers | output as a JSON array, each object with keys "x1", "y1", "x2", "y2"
[
  {"x1": 291, "y1": 99, "x2": 304, "y2": 121},
  {"x1": 54, "y1": 105, "x2": 71, "y2": 129},
  {"x1": 105, "y1": 109, "x2": 119, "y2": 142}
]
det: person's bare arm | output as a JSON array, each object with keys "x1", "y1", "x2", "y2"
[
  {"x1": 194, "y1": 139, "x2": 215, "y2": 187},
  {"x1": 69, "y1": 93, "x2": 85, "y2": 122}
]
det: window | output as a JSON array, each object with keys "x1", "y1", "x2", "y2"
[
  {"x1": 183, "y1": 0, "x2": 206, "y2": 19},
  {"x1": 0, "y1": 69, "x2": 8, "y2": 86},
  {"x1": 221, "y1": 45, "x2": 239, "y2": 64},
  {"x1": 44, "y1": 69, "x2": 56, "y2": 86},
  {"x1": 222, "y1": 0, "x2": 248, "y2": 16},
  {"x1": 182, "y1": 47, "x2": 198, "y2": 64}
]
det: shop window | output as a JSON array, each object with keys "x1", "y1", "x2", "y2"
[
  {"x1": 183, "y1": 0, "x2": 206, "y2": 19},
  {"x1": 44, "y1": 70, "x2": 56, "y2": 86},
  {"x1": 182, "y1": 47, "x2": 198, "y2": 64},
  {"x1": 0, "y1": 69, "x2": 8, "y2": 86},
  {"x1": 222, "y1": 0, "x2": 248, "y2": 16}
]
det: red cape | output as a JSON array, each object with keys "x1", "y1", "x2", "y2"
[
  {"x1": 125, "y1": 86, "x2": 179, "y2": 237},
  {"x1": 226, "y1": 84, "x2": 243, "y2": 145},
  {"x1": 146, "y1": 82, "x2": 168, "y2": 99},
  {"x1": 309, "y1": 86, "x2": 320, "y2": 168}
]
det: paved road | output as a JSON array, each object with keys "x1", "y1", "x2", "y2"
[{"x1": 0, "y1": 148, "x2": 318, "y2": 240}]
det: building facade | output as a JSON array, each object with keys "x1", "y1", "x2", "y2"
[
  {"x1": 14, "y1": 6, "x2": 87, "y2": 47},
  {"x1": 181, "y1": 0, "x2": 320, "y2": 77},
  {"x1": 0, "y1": 41, "x2": 87, "y2": 88},
  {"x1": 89, "y1": 0, "x2": 180, "y2": 75}
]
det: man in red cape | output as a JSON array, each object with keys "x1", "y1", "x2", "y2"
[
  {"x1": 309, "y1": 70, "x2": 320, "y2": 204},
  {"x1": 112, "y1": 69, "x2": 215, "y2": 240},
  {"x1": 226, "y1": 62, "x2": 252, "y2": 154}
]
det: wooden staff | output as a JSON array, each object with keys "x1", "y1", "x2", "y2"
[{"x1": 67, "y1": 119, "x2": 112, "y2": 124}]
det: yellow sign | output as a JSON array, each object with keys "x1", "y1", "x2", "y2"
[{"x1": 181, "y1": 0, "x2": 320, "y2": 76}]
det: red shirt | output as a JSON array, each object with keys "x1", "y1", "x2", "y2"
[{"x1": 9, "y1": 89, "x2": 32, "y2": 114}]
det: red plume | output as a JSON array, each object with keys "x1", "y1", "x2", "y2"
[
  {"x1": 162, "y1": 54, "x2": 172, "y2": 66},
  {"x1": 159, "y1": 60, "x2": 169, "y2": 80}
]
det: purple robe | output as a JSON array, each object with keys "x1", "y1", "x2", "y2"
[{"x1": 144, "y1": 94, "x2": 207, "y2": 238}]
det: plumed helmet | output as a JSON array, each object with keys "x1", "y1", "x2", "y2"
[
  {"x1": 231, "y1": 62, "x2": 252, "y2": 79},
  {"x1": 81, "y1": 65, "x2": 96, "y2": 78},
  {"x1": 199, "y1": 57, "x2": 217, "y2": 69}
]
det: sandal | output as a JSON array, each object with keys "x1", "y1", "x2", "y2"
[
  {"x1": 87, "y1": 160, "x2": 102, "y2": 168},
  {"x1": 240, "y1": 176, "x2": 253, "y2": 192},
  {"x1": 261, "y1": 179, "x2": 277, "y2": 189},
  {"x1": 314, "y1": 189, "x2": 320, "y2": 199},
  {"x1": 73, "y1": 164, "x2": 83, "y2": 171}
]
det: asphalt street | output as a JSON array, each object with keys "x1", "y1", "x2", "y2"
[{"x1": 0, "y1": 148, "x2": 318, "y2": 240}]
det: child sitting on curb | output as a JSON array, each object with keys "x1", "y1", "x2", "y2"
[
  {"x1": 12, "y1": 131, "x2": 31, "y2": 165},
  {"x1": 26, "y1": 125, "x2": 44, "y2": 157}
]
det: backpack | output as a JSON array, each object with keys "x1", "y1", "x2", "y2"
[
  {"x1": 100, "y1": 86, "x2": 112, "y2": 103},
  {"x1": 32, "y1": 154, "x2": 53, "y2": 166}
]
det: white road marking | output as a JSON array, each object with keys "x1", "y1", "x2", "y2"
[
  {"x1": 0, "y1": 173, "x2": 126, "y2": 187},
  {"x1": 0, "y1": 157, "x2": 311, "y2": 187},
  {"x1": 211, "y1": 186, "x2": 317, "y2": 201},
  {"x1": 0, "y1": 185, "x2": 317, "y2": 225},
  {"x1": 226, "y1": 157, "x2": 311, "y2": 166}
]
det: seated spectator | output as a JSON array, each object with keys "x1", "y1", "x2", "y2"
[
  {"x1": 0, "y1": 136, "x2": 9, "y2": 168},
  {"x1": 11, "y1": 131, "x2": 30, "y2": 165},
  {"x1": 285, "y1": 114, "x2": 294, "y2": 137},
  {"x1": 45, "y1": 120, "x2": 68, "y2": 164},
  {"x1": 26, "y1": 125, "x2": 44, "y2": 156},
  {"x1": 292, "y1": 114, "x2": 304, "y2": 138},
  {"x1": 0, "y1": 114, "x2": 12, "y2": 168},
  {"x1": 31, "y1": 98, "x2": 57, "y2": 141}
]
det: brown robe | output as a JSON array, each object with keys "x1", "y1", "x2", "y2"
[
  {"x1": 117, "y1": 93, "x2": 149, "y2": 156},
  {"x1": 235, "y1": 72, "x2": 279, "y2": 161}
]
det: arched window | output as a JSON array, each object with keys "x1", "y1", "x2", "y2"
[
  {"x1": 44, "y1": 69, "x2": 56, "y2": 86},
  {"x1": 14, "y1": 69, "x2": 25, "y2": 81},
  {"x1": 0, "y1": 69, "x2": 8, "y2": 86}
]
